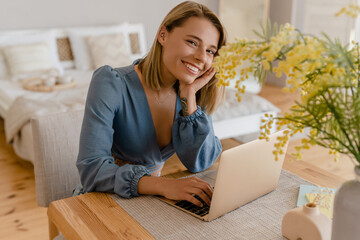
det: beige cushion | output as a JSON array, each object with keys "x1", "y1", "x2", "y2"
[
  {"x1": 32, "y1": 110, "x2": 84, "y2": 207},
  {"x1": 3, "y1": 43, "x2": 53, "y2": 81},
  {"x1": 86, "y1": 33, "x2": 132, "y2": 69},
  {"x1": 67, "y1": 23, "x2": 129, "y2": 70},
  {"x1": 0, "y1": 30, "x2": 64, "y2": 79}
]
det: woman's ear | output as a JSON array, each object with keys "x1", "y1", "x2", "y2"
[{"x1": 157, "y1": 26, "x2": 167, "y2": 46}]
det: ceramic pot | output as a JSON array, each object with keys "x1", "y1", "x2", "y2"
[
  {"x1": 331, "y1": 166, "x2": 360, "y2": 240},
  {"x1": 42, "y1": 77, "x2": 56, "y2": 87},
  {"x1": 282, "y1": 202, "x2": 332, "y2": 240},
  {"x1": 56, "y1": 75, "x2": 73, "y2": 85}
]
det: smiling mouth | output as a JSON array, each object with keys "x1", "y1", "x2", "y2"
[{"x1": 183, "y1": 61, "x2": 200, "y2": 74}]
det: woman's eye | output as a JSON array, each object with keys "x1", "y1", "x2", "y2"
[
  {"x1": 187, "y1": 40, "x2": 197, "y2": 46},
  {"x1": 207, "y1": 49, "x2": 216, "y2": 55}
]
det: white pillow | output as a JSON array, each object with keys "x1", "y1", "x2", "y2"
[
  {"x1": 67, "y1": 23, "x2": 130, "y2": 70},
  {"x1": 0, "y1": 30, "x2": 63, "y2": 79},
  {"x1": 3, "y1": 43, "x2": 53, "y2": 80},
  {"x1": 86, "y1": 33, "x2": 132, "y2": 69}
]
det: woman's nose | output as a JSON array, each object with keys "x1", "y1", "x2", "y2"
[{"x1": 194, "y1": 47, "x2": 206, "y2": 62}]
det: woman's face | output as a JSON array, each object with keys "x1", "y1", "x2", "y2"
[{"x1": 158, "y1": 17, "x2": 220, "y2": 85}]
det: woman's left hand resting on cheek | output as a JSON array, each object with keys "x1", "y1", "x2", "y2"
[
  {"x1": 178, "y1": 67, "x2": 216, "y2": 116},
  {"x1": 137, "y1": 175, "x2": 213, "y2": 207}
]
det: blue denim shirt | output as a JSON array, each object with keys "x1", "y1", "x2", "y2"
[{"x1": 76, "y1": 62, "x2": 222, "y2": 198}]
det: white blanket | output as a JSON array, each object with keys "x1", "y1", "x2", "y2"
[{"x1": 4, "y1": 85, "x2": 89, "y2": 162}]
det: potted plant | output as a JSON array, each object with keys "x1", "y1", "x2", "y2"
[{"x1": 213, "y1": 4, "x2": 360, "y2": 240}]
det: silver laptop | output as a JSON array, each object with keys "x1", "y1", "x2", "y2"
[{"x1": 158, "y1": 130, "x2": 289, "y2": 221}]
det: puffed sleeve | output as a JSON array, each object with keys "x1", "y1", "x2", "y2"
[
  {"x1": 172, "y1": 106, "x2": 222, "y2": 173},
  {"x1": 76, "y1": 65, "x2": 150, "y2": 198}
]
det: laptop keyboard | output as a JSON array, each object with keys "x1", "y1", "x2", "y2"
[{"x1": 174, "y1": 195, "x2": 210, "y2": 217}]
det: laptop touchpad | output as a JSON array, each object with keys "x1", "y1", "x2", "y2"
[{"x1": 198, "y1": 170, "x2": 217, "y2": 186}]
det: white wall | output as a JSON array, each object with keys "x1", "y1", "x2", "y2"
[
  {"x1": 0, "y1": 0, "x2": 219, "y2": 50},
  {"x1": 219, "y1": 0, "x2": 268, "y2": 42},
  {"x1": 270, "y1": 0, "x2": 355, "y2": 45},
  {"x1": 300, "y1": 0, "x2": 355, "y2": 45}
]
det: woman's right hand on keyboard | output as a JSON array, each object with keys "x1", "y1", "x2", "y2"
[{"x1": 138, "y1": 176, "x2": 213, "y2": 207}]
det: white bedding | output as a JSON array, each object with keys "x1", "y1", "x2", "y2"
[
  {"x1": 0, "y1": 69, "x2": 93, "y2": 118},
  {"x1": 1, "y1": 69, "x2": 93, "y2": 162},
  {"x1": 212, "y1": 91, "x2": 279, "y2": 140}
]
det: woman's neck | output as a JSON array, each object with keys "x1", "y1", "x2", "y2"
[{"x1": 134, "y1": 65, "x2": 176, "y2": 91}]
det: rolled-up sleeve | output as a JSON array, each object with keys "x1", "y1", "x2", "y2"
[
  {"x1": 76, "y1": 65, "x2": 150, "y2": 198},
  {"x1": 172, "y1": 106, "x2": 222, "y2": 173}
]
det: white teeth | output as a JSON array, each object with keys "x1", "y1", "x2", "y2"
[{"x1": 184, "y1": 62, "x2": 199, "y2": 73}]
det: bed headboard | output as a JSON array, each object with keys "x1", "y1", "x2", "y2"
[{"x1": 0, "y1": 0, "x2": 219, "y2": 50}]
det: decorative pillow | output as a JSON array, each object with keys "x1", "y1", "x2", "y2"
[
  {"x1": 86, "y1": 33, "x2": 132, "y2": 69},
  {"x1": 56, "y1": 38, "x2": 73, "y2": 61},
  {"x1": 3, "y1": 43, "x2": 53, "y2": 80},
  {"x1": 56, "y1": 37, "x2": 75, "y2": 69},
  {"x1": 129, "y1": 33, "x2": 141, "y2": 54},
  {"x1": 126, "y1": 23, "x2": 147, "y2": 61},
  {"x1": 0, "y1": 30, "x2": 63, "y2": 79},
  {"x1": 67, "y1": 23, "x2": 130, "y2": 70},
  {"x1": 51, "y1": 28, "x2": 75, "y2": 70}
]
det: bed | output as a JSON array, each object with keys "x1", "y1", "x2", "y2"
[{"x1": 0, "y1": 22, "x2": 279, "y2": 164}]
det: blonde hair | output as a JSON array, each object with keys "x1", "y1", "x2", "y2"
[{"x1": 138, "y1": 1, "x2": 226, "y2": 114}]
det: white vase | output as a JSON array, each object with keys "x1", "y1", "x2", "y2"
[
  {"x1": 331, "y1": 166, "x2": 360, "y2": 240},
  {"x1": 282, "y1": 202, "x2": 332, "y2": 240}
]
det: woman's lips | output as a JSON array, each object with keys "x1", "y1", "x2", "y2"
[{"x1": 183, "y1": 61, "x2": 200, "y2": 74}]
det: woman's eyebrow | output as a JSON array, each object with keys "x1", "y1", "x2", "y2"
[{"x1": 186, "y1": 34, "x2": 217, "y2": 50}]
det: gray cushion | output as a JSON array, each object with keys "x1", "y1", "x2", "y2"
[{"x1": 32, "y1": 110, "x2": 84, "y2": 207}]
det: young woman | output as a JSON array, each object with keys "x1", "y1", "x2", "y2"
[{"x1": 76, "y1": 1, "x2": 226, "y2": 207}]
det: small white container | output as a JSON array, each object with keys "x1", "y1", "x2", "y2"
[
  {"x1": 43, "y1": 77, "x2": 56, "y2": 87},
  {"x1": 48, "y1": 69, "x2": 60, "y2": 77},
  {"x1": 56, "y1": 75, "x2": 73, "y2": 85}
]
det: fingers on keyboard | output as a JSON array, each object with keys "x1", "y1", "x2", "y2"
[{"x1": 175, "y1": 196, "x2": 210, "y2": 217}]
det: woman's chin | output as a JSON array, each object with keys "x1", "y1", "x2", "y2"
[
  {"x1": 176, "y1": 73, "x2": 199, "y2": 85},
  {"x1": 178, "y1": 78, "x2": 195, "y2": 85}
]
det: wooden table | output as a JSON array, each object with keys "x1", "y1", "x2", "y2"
[{"x1": 47, "y1": 158, "x2": 346, "y2": 240}]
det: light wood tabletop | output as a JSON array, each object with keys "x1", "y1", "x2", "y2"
[{"x1": 47, "y1": 153, "x2": 347, "y2": 240}]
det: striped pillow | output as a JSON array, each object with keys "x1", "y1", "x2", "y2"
[{"x1": 3, "y1": 43, "x2": 54, "y2": 81}]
